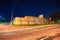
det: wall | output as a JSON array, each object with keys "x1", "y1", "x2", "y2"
[{"x1": 11, "y1": 15, "x2": 49, "y2": 25}]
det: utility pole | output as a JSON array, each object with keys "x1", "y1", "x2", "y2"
[
  {"x1": 11, "y1": 10, "x2": 14, "y2": 24},
  {"x1": 10, "y1": 0, "x2": 18, "y2": 24}
]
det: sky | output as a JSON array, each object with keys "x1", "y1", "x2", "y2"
[{"x1": 0, "y1": 0, "x2": 60, "y2": 21}]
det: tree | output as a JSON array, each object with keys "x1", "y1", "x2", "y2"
[
  {"x1": 2, "y1": 17, "x2": 6, "y2": 22},
  {"x1": 50, "y1": 12, "x2": 60, "y2": 23},
  {"x1": 0, "y1": 16, "x2": 6, "y2": 23}
]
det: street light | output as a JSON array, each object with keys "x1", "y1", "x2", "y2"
[
  {"x1": 11, "y1": 10, "x2": 14, "y2": 24},
  {"x1": 10, "y1": 0, "x2": 18, "y2": 24}
]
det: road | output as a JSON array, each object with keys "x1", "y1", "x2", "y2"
[{"x1": 0, "y1": 24, "x2": 60, "y2": 40}]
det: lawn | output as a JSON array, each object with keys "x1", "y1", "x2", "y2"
[{"x1": 12, "y1": 24, "x2": 52, "y2": 26}]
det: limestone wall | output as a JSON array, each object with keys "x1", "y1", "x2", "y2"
[
  {"x1": 11, "y1": 15, "x2": 49, "y2": 25},
  {"x1": 12, "y1": 17, "x2": 21, "y2": 25},
  {"x1": 21, "y1": 17, "x2": 28, "y2": 24}
]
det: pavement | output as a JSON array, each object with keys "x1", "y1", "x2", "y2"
[
  {"x1": 0, "y1": 24, "x2": 52, "y2": 33},
  {"x1": 0, "y1": 24, "x2": 60, "y2": 40}
]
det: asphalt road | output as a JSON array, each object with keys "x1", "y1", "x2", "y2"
[{"x1": 0, "y1": 24, "x2": 60, "y2": 40}]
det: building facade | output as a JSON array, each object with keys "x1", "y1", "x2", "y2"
[{"x1": 11, "y1": 15, "x2": 49, "y2": 25}]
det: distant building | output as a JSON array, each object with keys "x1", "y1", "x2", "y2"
[{"x1": 10, "y1": 15, "x2": 49, "y2": 25}]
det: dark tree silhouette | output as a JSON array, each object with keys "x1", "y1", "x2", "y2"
[
  {"x1": 0, "y1": 16, "x2": 6, "y2": 23},
  {"x1": 50, "y1": 12, "x2": 60, "y2": 22}
]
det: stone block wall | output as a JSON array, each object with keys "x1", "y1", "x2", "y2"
[{"x1": 11, "y1": 16, "x2": 49, "y2": 25}]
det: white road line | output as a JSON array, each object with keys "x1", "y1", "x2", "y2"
[
  {"x1": 40, "y1": 36, "x2": 49, "y2": 40},
  {"x1": 3, "y1": 32, "x2": 16, "y2": 35}
]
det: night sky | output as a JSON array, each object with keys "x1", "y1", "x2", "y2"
[{"x1": 0, "y1": 0, "x2": 60, "y2": 21}]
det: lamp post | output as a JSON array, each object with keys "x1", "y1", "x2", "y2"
[
  {"x1": 11, "y1": 10, "x2": 14, "y2": 24},
  {"x1": 10, "y1": 0, "x2": 18, "y2": 25}
]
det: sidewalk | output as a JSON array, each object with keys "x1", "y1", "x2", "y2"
[{"x1": 0, "y1": 24, "x2": 52, "y2": 33}]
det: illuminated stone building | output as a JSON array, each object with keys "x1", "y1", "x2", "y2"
[{"x1": 11, "y1": 15, "x2": 49, "y2": 25}]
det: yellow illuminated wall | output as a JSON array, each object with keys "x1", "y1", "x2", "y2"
[{"x1": 11, "y1": 15, "x2": 49, "y2": 25}]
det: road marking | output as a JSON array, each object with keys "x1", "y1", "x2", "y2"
[
  {"x1": 3, "y1": 32, "x2": 16, "y2": 35},
  {"x1": 40, "y1": 36, "x2": 49, "y2": 40}
]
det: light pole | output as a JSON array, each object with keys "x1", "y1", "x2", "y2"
[
  {"x1": 11, "y1": 10, "x2": 14, "y2": 24},
  {"x1": 10, "y1": 0, "x2": 18, "y2": 24}
]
